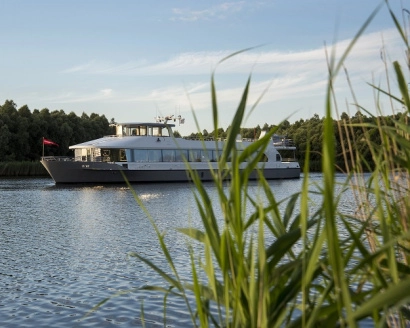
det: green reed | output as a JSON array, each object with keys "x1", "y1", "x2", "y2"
[
  {"x1": 95, "y1": 1, "x2": 410, "y2": 326},
  {"x1": 0, "y1": 161, "x2": 47, "y2": 176}
]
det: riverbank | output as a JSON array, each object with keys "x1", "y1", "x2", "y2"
[{"x1": 0, "y1": 161, "x2": 48, "y2": 177}]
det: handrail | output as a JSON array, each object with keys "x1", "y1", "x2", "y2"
[{"x1": 41, "y1": 156, "x2": 74, "y2": 162}]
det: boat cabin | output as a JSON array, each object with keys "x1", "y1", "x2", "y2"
[
  {"x1": 115, "y1": 122, "x2": 174, "y2": 137},
  {"x1": 69, "y1": 121, "x2": 294, "y2": 165}
]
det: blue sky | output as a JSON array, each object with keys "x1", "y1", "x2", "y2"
[{"x1": 0, "y1": 0, "x2": 407, "y2": 135}]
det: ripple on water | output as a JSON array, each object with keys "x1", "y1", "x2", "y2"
[{"x1": 0, "y1": 178, "x2": 203, "y2": 327}]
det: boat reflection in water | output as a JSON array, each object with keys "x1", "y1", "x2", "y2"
[{"x1": 41, "y1": 115, "x2": 300, "y2": 184}]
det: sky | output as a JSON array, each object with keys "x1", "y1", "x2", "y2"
[{"x1": 0, "y1": 0, "x2": 408, "y2": 135}]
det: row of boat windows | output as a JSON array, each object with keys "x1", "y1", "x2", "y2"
[
  {"x1": 75, "y1": 149, "x2": 276, "y2": 163},
  {"x1": 118, "y1": 126, "x2": 171, "y2": 137},
  {"x1": 126, "y1": 149, "x2": 226, "y2": 162}
]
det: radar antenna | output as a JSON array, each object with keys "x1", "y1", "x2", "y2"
[{"x1": 155, "y1": 114, "x2": 185, "y2": 125}]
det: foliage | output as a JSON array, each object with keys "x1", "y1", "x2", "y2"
[
  {"x1": 0, "y1": 101, "x2": 113, "y2": 161},
  {"x1": 120, "y1": 1, "x2": 410, "y2": 327},
  {"x1": 0, "y1": 161, "x2": 47, "y2": 176},
  {"x1": 183, "y1": 111, "x2": 408, "y2": 173}
]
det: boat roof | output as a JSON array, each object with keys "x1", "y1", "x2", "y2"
[{"x1": 68, "y1": 134, "x2": 212, "y2": 149}]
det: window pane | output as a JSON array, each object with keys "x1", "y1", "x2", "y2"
[
  {"x1": 134, "y1": 150, "x2": 148, "y2": 162},
  {"x1": 148, "y1": 150, "x2": 162, "y2": 162},
  {"x1": 201, "y1": 150, "x2": 212, "y2": 161},
  {"x1": 212, "y1": 150, "x2": 220, "y2": 161},
  {"x1": 189, "y1": 150, "x2": 202, "y2": 162},
  {"x1": 162, "y1": 149, "x2": 176, "y2": 162},
  {"x1": 175, "y1": 149, "x2": 188, "y2": 161},
  {"x1": 162, "y1": 127, "x2": 170, "y2": 137}
]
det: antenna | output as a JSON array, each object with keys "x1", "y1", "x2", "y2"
[{"x1": 155, "y1": 113, "x2": 185, "y2": 125}]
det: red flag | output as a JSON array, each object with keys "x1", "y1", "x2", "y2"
[{"x1": 43, "y1": 138, "x2": 59, "y2": 147}]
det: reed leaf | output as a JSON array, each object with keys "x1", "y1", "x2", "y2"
[
  {"x1": 220, "y1": 76, "x2": 250, "y2": 166},
  {"x1": 353, "y1": 277, "x2": 410, "y2": 321}
]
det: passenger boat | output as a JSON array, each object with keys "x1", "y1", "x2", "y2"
[{"x1": 41, "y1": 116, "x2": 300, "y2": 184}]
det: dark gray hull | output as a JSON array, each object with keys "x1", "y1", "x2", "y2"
[{"x1": 41, "y1": 159, "x2": 300, "y2": 184}]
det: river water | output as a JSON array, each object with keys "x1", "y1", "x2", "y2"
[{"x1": 0, "y1": 174, "x2": 366, "y2": 327}]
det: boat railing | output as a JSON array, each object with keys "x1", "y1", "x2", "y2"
[
  {"x1": 73, "y1": 156, "x2": 105, "y2": 162},
  {"x1": 275, "y1": 146, "x2": 297, "y2": 151},
  {"x1": 183, "y1": 137, "x2": 216, "y2": 141},
  {"x1": 42, "y1": 156, "x2": 74, "y2": 162},
  {"x1": 182, "y1": 136, "x2": 296, "y2": 145},
  {"x1": 273, "y1": 140, "x2": 294, "y2": 147},
  {"x1": 282, "y1": 157, "x2": 298, "y2": 162},
  {"x1": 183, "y1": 137, "x2": 261, "y2": 142}
]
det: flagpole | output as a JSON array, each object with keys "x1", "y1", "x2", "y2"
[{"x1": 42, "y1": 137, "x2": 44, "y2": 158}]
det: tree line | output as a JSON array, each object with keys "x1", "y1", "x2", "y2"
[
  {"x1": 0, "y1": 100, "x2": 113, "y2": 161},
  {"x1": 1, "y1": 99, "x2": 408, "y2": 172},
  {"x1": 186, "y1": 112, "x2": 409, "y2": 171}
]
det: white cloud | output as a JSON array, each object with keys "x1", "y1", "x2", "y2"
[
  {"x1": 171, "y1": 1, "x2": 245, "y2": 22},
  {"x1": 100, "y1": 89, "x2": 113, "y2": 96},
  {"x1": 60, "y1": 27, "x2": 403, "y2": 80},
  {"x1": 60, "y1": 60, "x2": 148, "y2": 75}
]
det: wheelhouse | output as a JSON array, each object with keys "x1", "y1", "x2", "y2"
[{"x1": 115, "y1": 122, "x2": 174, "y2": 137}]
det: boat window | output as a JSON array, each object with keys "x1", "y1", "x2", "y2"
[
  {"x1": 212, "y1": 150, "x2": 221, "y2": 162},
  {"x1": 162, "y1": 149, "x2": 176, "y2": 162},
  {"x1": 82, "y1": 149, "x2": 88, "y2": 161},
  {"x1": 148, "y1": 150, "x2": 162, "y2": 162},
  {"x1": 189, "y1": 150, "x2": 202, "y2": 162},
  {"x1": 133, "y1": 149, "x2": 148, "y2": 162},
  {"x1": 125, "y1": 149, "x2": 134, "y2": 162},
  {"x1": 74, "y1": 149, "x2": 82, "y2": 161},
  {"x1": 176, "y1": 149, "x2": 188, "y2": 161},
  {"x1": 116, "y1": 125, "x2": 123, "y2": 136},
  {"x1": 246, "y1": 152, "x2": 268, "y2": 162},
  {"x1": 93, "y1": 148, "x2": 102, "y2": 162},
  {"x1": 276, "y1": 154, "x2": 281, "y2": 162},
  {"x1": 201, "y1": 150, "x2": 213, "y2": 161},
  {"x1": 140, "y1": 126, "x2": 147, "y2": 136},
  {"x1": 102, "y1": 149, "x2": 111, "y2": 162},
  {"x1": 153, "y1": 127, "x2": 161, "y2": 137},
  {"x1": 161, "y1": 127, "x2": 170, "y2": 137}
]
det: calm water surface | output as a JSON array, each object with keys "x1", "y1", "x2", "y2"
[{"x1": 0, "y1": 174, "x2": 362, "y2": 327}]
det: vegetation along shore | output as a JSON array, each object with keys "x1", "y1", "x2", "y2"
[
  {"x1": 0, "y1": 99, "x2": 404, "y2": 176},
  {"x1": 0, "y1": 161, "x2": 47, "y2": 177}
]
